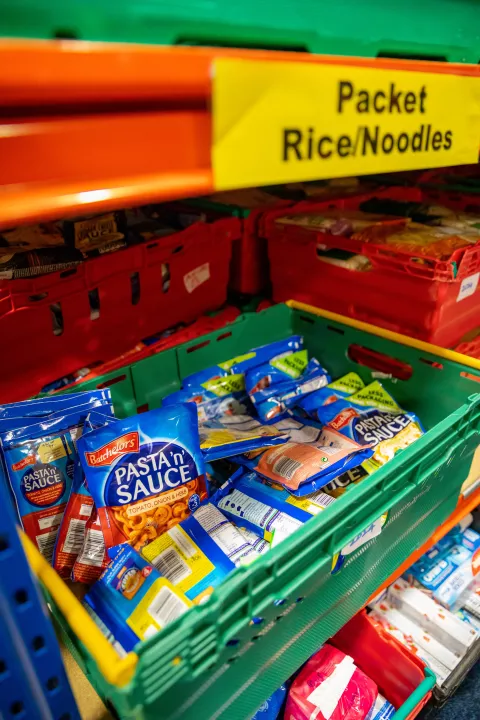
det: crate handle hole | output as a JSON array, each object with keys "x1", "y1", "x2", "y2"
[
  {"x1": 461, "y1": 371, "x2": 480, "y2": 384},
  {"x1": 348, "y1": 344, "x2": 413, "y2": 380},
  {"x1": 216, "y1": 332, "x2": 232, "y2": 342},
  {"x1": 419, "y1": 358, "x2": 444, "y2": 370},
  {"x1": 296, "y1": 597, "x2": 305, "y2": 603},
  {"x1": 130, "y1": 272, "x2": 141, "y2": 305},
  {"x1": 187, "y1": 340, "x2": 210, "y2": 354},
  {"x1": 251, "y1": 635, "x2": 261, "y2": 642},
  {"x1": 50, "y1": 302, "x2": 64, "y2": 336},
  {"x1": 162, "y1": 263, "x2": 170, "y2": 294},
  {"x1": 226, "y1": 638, "x2": 240, "y2": 647},
  {"x1": 172, "y1": 245, "x2": 184, "y2": 254},
  {"x1": 59, "y1": 268, "x2": 77, "y2": 279},
  {"x1": 299, "y1": 315, "x2": 314, "y2": 325},
  {"x1": 88, "y1": 288, "x2": 100, "y2": 320},
  {"x1": 327, "y1": 325, "x2": 345, "y2": 335},
  {"x1": 146, "y1": 242, "x2": 158, "y2": 250},
  {"x1": 28, "y1": 293, "x2": 48, "y2": 302},
  {"x1": 96, "y1": 374, "x2": 126, "y2": 389}
]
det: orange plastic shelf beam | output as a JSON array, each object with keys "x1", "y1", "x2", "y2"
[{"x1": 1, "y1": 40, "x2": 480, "y2": 227}]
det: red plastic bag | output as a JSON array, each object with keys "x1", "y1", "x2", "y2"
[{"x1": 285, "y1": 644, "x2": 377, "y2": 720}]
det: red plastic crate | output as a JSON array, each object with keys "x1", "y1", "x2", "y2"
[
  {"x1": 266, "y1": 188, "x2": 480, "y2": 346},
  {"x1": 332, "y1": 612, "x2": 432, "y2": 720},
  {"x1": 0, "y1": 218, "x2": 238, "y2": 403}
]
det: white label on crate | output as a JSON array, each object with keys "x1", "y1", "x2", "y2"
[
  {"x1": 307, "y1": 655, "x2": 356, "y2": 720},
  {"x1": 183, "y1": 263, "x2": 210, "y2": 293},
  {"x1": 457, "y1": 272, "x2": 480, "y2": 302}
]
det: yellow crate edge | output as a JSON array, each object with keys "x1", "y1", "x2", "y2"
[
  {"x1": 287, "y1": 299, "x2": 480, "y2": 372},
  {"x1": 20, "y1": 531, "x2": 138, "y2": 688}
]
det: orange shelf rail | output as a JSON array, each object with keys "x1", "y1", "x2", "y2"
[
  {"x1": 368, "y1": 486, "x2": 480, "y2": 604},
  {"x1": 1, "y1": 40, "x2": 480, "y2": 227}
]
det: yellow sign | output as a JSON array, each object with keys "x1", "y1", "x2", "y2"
[{"x1": 212, "y1": 59, "x2": 480, "y2": 189}]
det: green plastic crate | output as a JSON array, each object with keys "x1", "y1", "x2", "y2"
[
  {"x1": 3, "y1": 0, "x2": 480, "y2": 62},
  {"x1": 50, "y1": 302, "x2": 480, "y2": 720}
]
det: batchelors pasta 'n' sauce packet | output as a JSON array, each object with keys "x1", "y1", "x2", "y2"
[
  {"x1": 294, "y1": 372, "x2": 365, "y2": 420},
  {"x1": 84, "y1": 542, "x2": 192, "y2": 653},
  {"x1": 0, "y1": 405, "x2": 109, "y2": 562},
  {"x1": 77, "y1": 404, "x2": 207, "y2": 552},
  {"x1": 199, "y1": 414, "x2": 289, "y2": 462},
  {"x1": 248, "y1": 354, "x2": 331, "y2": 423},
  {"x1": 316, "y1": 381, "x2": 424, "y2": 473},
  {"x1": 232, "y1": 416, "x2": 373, "y2": 496},
  {"x1": 142, "y1": 502, "x2": 259, "y2": 604},
  {"x1": 213, "y1": 470, "x2": 336, "y2": 545},
  {"x1": 53, "y1": 410, "x2": 115, "y2": 580},
  {"x1": 162, "y1": 375, "x2": 252, "y2": 422}
]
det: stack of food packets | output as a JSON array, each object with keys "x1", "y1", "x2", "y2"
[
  {"x1": 0, "y1": 331, "x2": 427, "y2": 656},
  {"x1": 369, "y1": 523, "x2": 480, "y2": 688}
]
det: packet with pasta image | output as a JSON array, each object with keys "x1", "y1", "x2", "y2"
[
  {"x1": 84, "y1": 542, "x2": 191, "y2": 652},
  {"x1": 0, "y1": 406, "x2": 109, "y2": 562},
  {"x1": 199, "y1": 414, "x2": 289, "y2": 461},
  {"x1": 142, "y1": 502, "x2": 258, "y2": 603},
  {"x1": 316, "y1": 381, "x2": 424, "y2": 473},
  {"x1": 294, "y1": 372, "x2": 365, "y2": 420},
  {"x1": 77, "y1": 404, "x2": 207, "y2": 552}
]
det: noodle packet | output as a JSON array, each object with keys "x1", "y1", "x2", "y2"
[
  {"x1": 142, "y1": 502, "x2": 259, "y2": 604},
  {"x1": 249, "y1": 356, "x2": 331, "y2": 423},
  {"x1": 233, "y1": 417, "x2": 373, "y2": 496},
  {"x1": 77, "y1": 404, "x2": 207, "y2": 552},
  {"x1": 213, "y1": 470, "x2": 336, "y2": 544},
  {"x1": 0, "y1": 406, "x2": 107, "y2": 562},
  {"x1": 294, "y1": 373, "x2": 365, "y2": 420},
  {"x1": 84, "y1": 543, "x2": 191, "y2": 652},
  {"x1": 316, "y1": 381, "x2": 424, "y2": 472},
  {"x1": 162, "y1": 375, "x2": 252, "y2": 422},
  {"x1": 199, "y1": 414, "x2": 289, "y2": 461},
  {"x1": 53, "y1": 410, "x2": 115, "y2": 579},
  {"x1": 228, "y1": 336, "x2": 304, "y2": 375},
  {"x1": 0, "y1": 389, "x2": 112, "y2": 420}
]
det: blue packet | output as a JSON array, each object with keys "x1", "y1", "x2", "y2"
[
  {"x1": 0, "y1": 389, "x2": 112, "y2": 419},
  {"x1": 213, "y1": 470, "x2": 335, "y2": 544},
  {"x1": 228, "y1": 336, "x2": 303, "y2": 375},
  {"x1": 251, "y1": 684, "x2": 288, "y2": 720},
  {"x1": 199, "y1": 414, "x2": 289, "y2": 461},
  {"x1": 84, "y1": 543, "x2": 191, "y2": 652},
  {"x1": 316, "y1": 381, "x2": 424, "y2": 474},
  {"x1": 77, "y1": 403, "x2": 207, "y2": 552},
  {"x1": 367, "y1": 694, "x2": 396, "y2": 720},
  {"x1": 233, "y1": 416, "x2": 373, "y2": 496},
  {"x1": 142, "y1": 502, "x2": 258, "y2": 603},
  {"x1": 162, "y1": 376, "x2": 252, "y2": 422},
  {"x1": 250, "y1": 357, "x2": 331, "y2": 423},
  {"x1": 0, "y1": 405, "x2": 108, "y2": 562},
  {"x1": 294, "y1": 372, "x2": 365, "y2": 420}
]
